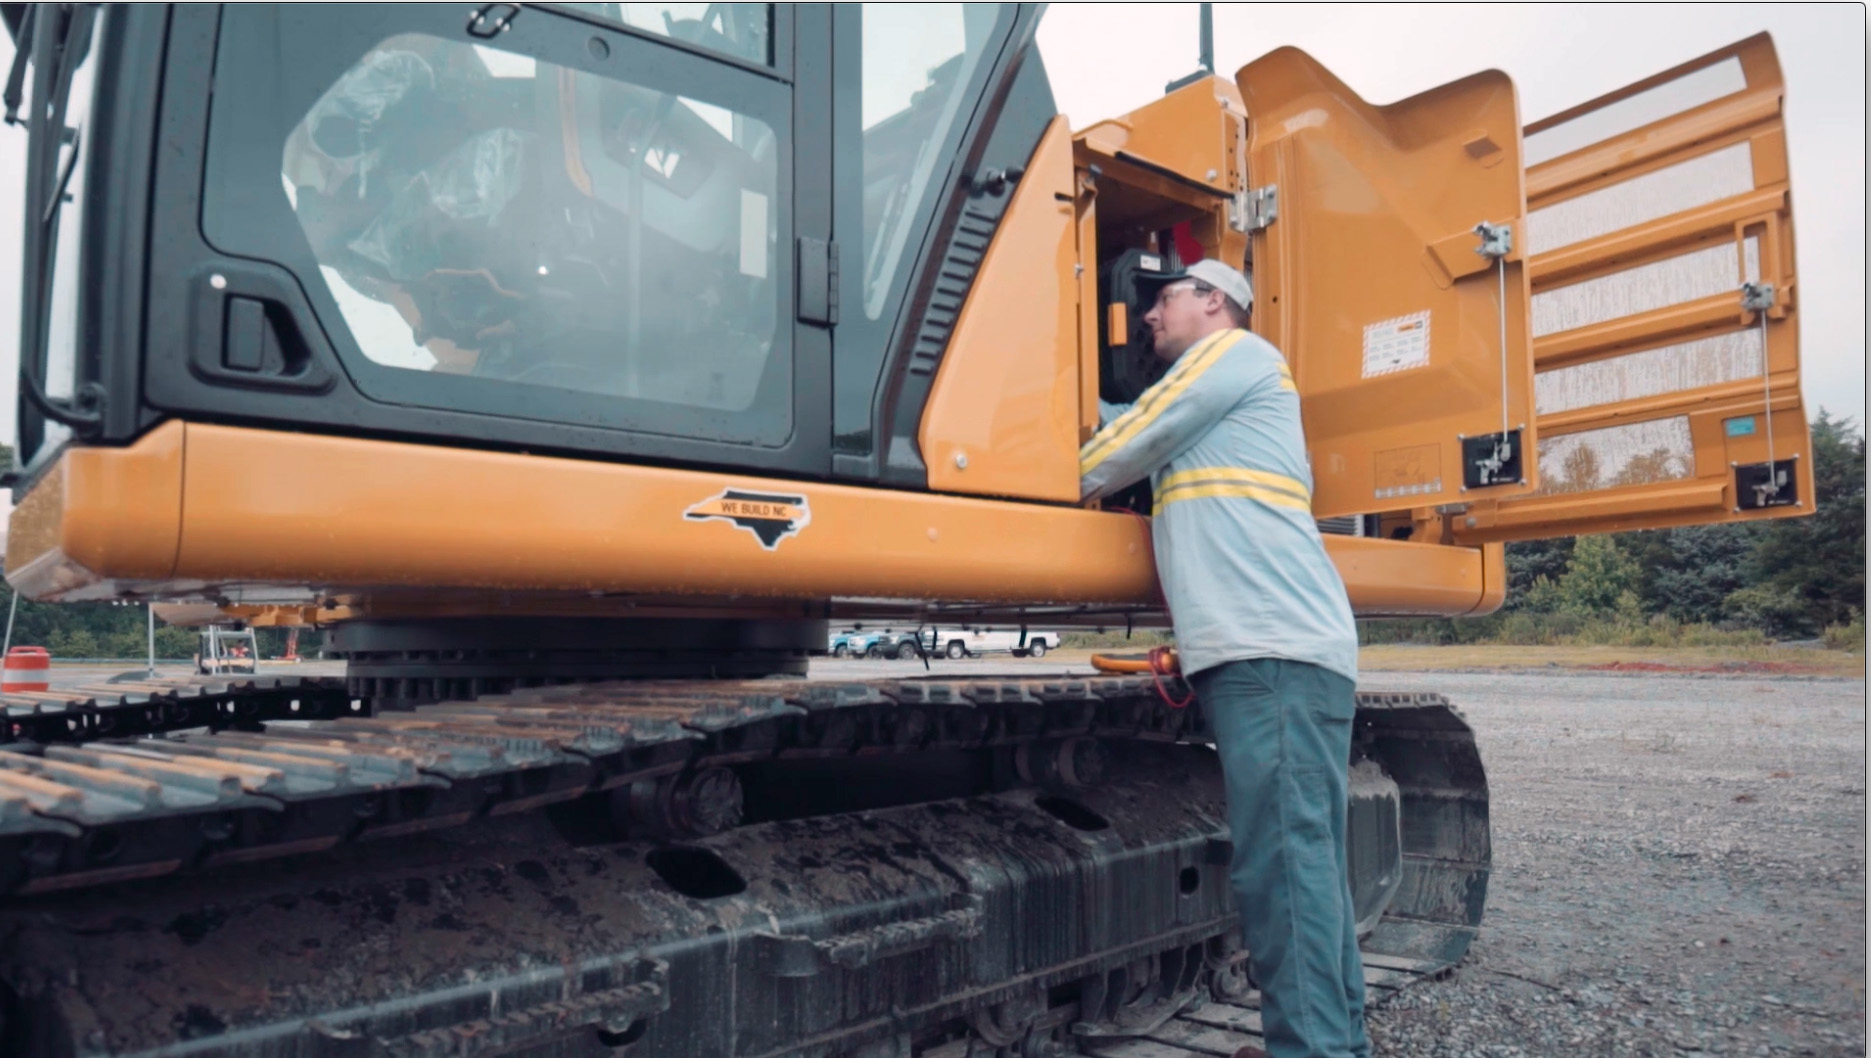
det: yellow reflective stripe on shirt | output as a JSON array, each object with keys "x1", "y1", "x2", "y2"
[
  {"x1": 1079, "y1": 329, "x2": 1241, "y2": 475},
  {"x1": 1275, "y1": 360, "x2": 1297, "y2": 393},
  {"x1": 1152, "y1": 481, "x2": 1316, "y2": 515},
  {"x1": 1156, "y1": 465, "x2": 1312, "y2": 504},
  {"x1": 1080, "y1": 328, "x2": 1237, "y2": 471}
]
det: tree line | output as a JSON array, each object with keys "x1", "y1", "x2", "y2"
[{"x1": 0, "y1": 585, "x2": 311, "y2": 661}]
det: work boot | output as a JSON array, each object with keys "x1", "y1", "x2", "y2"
[{"x1": 1231, "y1": 1046, "x2": 1269, "y2": 1058}]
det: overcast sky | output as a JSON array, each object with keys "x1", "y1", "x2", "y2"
[{"x1": 0, "y1": 3, "x2": 1862, "y2": 451}]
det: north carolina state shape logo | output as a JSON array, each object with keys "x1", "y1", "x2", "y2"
[{"x1": 683, "y1": 489, "x2": 811, "y2": 550}]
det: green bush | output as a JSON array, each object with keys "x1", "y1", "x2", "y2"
[
  {"x1": 1363, "y1": 609, "x2": 1771, "y2": 649},
  {"x1": 1822, "y1": 612, "x2": 1866, "y2": 653},
  {"x1": 1721, "y1": 584, "x2": 1809, "y2": 635},
  {"x1": 1555, "y1": 537, "x2": 1641, "y2": 616},
  {"x1": 1674, "y1": 622, "x2": 1768, "y2": 648},
  {"x1": 1489, "y1": 611, "x2": 1558, "y2": 645},
  {"x1": 1059, "y1": 630, "x2": 1174, "y2": 650},
  {"x1": 47, "y1": 628, "x2": 100, "y2": 658}
]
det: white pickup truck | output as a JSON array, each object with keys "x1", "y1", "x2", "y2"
[{"x1": 915, "y1": 627, "x2": 1066, "y2": 660}]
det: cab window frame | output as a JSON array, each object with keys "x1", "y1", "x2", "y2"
[
  {"x1": 827, "y1": 3, "x2": 1019, "y2": 460},
  {"x1": 535, "y1": 2, "x2": 789, "y2": 78}
]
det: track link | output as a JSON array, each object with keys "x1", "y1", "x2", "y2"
[
  {"x1": 1075, "y1": 950, "x2": 1452, "y2": 1058},
  {"x1": 0, "y1": 672, "x2": 353, "y2": 743}
]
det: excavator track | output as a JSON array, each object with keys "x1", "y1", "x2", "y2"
[
  {"x1": 0, "y1": 675, "x2": 1488, "y2": 1057},
  {"x1": 0, "y1": 673, "x2": 1184, "y2": 895}
]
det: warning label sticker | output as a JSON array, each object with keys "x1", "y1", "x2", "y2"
[
  {"x1": 684, "y1": 489, "x2": 811, "y2": 550},
  {"x1": 1362, "y1": 311, "x2": 1431, "y2": 378}
]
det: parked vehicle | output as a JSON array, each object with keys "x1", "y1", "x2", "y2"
[
  {"x1": 867, "y1": 630, "x2": 921, "y2": 659},
  {"x1": 828, "y1": 630, "x2": 919, "y2": 659},
  {"x1": 915, "y1": 627, "x2": 1063, "y2": 660}
]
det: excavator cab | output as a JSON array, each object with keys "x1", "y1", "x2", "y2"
[{"x1": 7, "y1": 2, "x2": 1032, "y2": 483}]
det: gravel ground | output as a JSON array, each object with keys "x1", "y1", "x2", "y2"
[{"x1": 1357, "y1": 671, "x2": 1866, "y2": 1058}]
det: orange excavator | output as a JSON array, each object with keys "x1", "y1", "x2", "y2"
[{"x1": 0, "y1": 4, "x2": 1810, "y2": 1056}]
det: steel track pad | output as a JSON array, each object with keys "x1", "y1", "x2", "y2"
[{"x1": 0, "y1": 744, "x2": 1234, "y2": 1058}]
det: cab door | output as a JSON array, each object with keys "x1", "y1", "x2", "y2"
[
  {"x1": 1454, "y1": 34, "x2": 1812, "y2": 543},
  {"x1": 1237, "y1": 49, "x2": 1538, "y2": 521}
]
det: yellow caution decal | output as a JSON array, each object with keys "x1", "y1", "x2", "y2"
[{"x1": 683, "y1": 489, "x2": 811, "y2": 550}]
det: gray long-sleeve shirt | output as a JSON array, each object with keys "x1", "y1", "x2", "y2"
[{"x1": 1081, "y1": 327, "x2": 1358, "y2": 681}]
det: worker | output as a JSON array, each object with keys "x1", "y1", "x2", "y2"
[{"x1": 1080, "y1": 259, "x2": 1364, "y2": 1058}]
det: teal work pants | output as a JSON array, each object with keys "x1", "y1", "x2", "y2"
[{"x1": 1191, "y1": 657, "x2": 1369, "y2": 1058}]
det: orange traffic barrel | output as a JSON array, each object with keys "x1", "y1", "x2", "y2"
[{"x1": 2, "y1": 647, "x2": 51, "y2": 693}]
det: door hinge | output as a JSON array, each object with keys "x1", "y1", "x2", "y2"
[
  {"x1": 466, "y1": 3, "x2": 520, "y2": 38},
  {"x1": 969, "y1": 166, "x2": 1024, "y2": 197},
  {"x1": 1230, "y1": 184, "x2": 1277, "y2": 233},
  {"x1": 796, "y1": 237, "x2": 839, "y2": 327}
]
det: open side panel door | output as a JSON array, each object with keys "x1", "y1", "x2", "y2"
[
  {"x1": 1456, "y1": 34, "x2": 1812, "y2": 544},
  {"x1": 1238, "y1": 49, "x2": 1536, "y2": 521}
]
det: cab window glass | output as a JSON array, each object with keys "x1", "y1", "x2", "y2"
[
  {"x1": 858, "y1": 4, "x2": 998, "y2": 319},
  {"x1": 31, "y1": 11, "x2": 100, "y2": 464},
  {"x1": 282, "y1": 33, "x2": 781, "y2": 412}
]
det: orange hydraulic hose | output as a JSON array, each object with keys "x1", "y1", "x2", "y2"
[{"x1": 1091, "y1": 647, "x2": 1193, "y2": 709}]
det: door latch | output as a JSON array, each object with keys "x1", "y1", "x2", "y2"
[
  {"x1": 1734, "y1": 457, "x2": 1799, "y2": 511},
  {"x1": 1461, "y1": 429, "x2": 1524, "y2": 490},
  {"x1": 1473, "y1": 221, "x2": 1512, "y2": 259}
]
